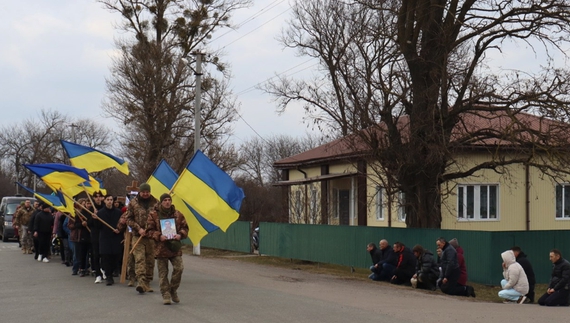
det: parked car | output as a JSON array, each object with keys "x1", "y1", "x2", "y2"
[{"x1": 0, "y1": 196, "x2": 37, "y2": 242}]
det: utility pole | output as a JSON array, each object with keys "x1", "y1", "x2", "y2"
[{"x1": 193, "y1": 51, "x2": 204, "y2": 256}]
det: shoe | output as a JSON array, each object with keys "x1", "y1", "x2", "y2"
[
  {"x1": 145, "y1": 285, "x2": 154, "y2": 293},
  {"x1": 106, "y1": 278, "x2": 114, "y2": 286},
  {"x1": 72, "y1": 271, "x2": 78, "y2": 275},
  {"x1": 95, "y1": 276, "x2": 103, "y2": 284},
  {"x1": 163, "y1": 293, "x2": 172, "y2": 305},
  {"x1": 503, "y1": 300, "x2": 515, "y2": 304},
  {"x1": 42, "y1": 258, "x2": 49, "y2": 263},
  {"x1": 171, "y1": 291, "x2": 180, "y2": 303},
  {"x1": 517, "y1": 296, "x2": 527, "y2": 304},
  {"x1": 37, "y1": 255, "x2": 43, "y2": 262},
  {"x1": 467, "y1": 286, "x2": 476, "y2": 297},
  {"x1": 79, "y1": 270, "x2": 86, "y2": 277},
  {"x1": 27, "y1": 250, "x2": 33, "y2": 254},
  {"x1": 136, "y1": 283, "x2": 145, "y2": 294},
  {"x1": 22, "y1": 249, "x2": 27, "y2": 254},
  {"x1": 127, "y1": 279, "x2": 135, "y2": 287}
]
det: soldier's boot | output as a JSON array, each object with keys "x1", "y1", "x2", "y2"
[
  {"x1": 136, "y1": 278, "x2": 146, "y2": 294},
  {"x1": 27, "y1": 249, "x2": 33, "y2": 254},
  {"x1": 127, "y1": 278, "x2": 136, "y2": 287},
  {"x1": 145, "y1": 281, "x2": 154, "y2": 293},
  {"x1": 162, "y1": 292, "x2": 172, "y2": 305},
  {"x1": 22, "y1": 248, "x2": 27, "y2": 254},
  {"x1": 171, "y1": 289, "x2": 180, "y2": 303}
]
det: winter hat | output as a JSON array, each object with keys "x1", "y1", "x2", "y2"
[
  {"x1": 160, "y1": 193, "x2": 171, "y2": 202},
  {"x1": 139, "y1": 182, "x2": 151, "y2": 192},
  {"x1": 449, "y1": 238, "x2": 459, "y2": 248}
]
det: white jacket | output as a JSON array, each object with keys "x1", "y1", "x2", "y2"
[{"x1": 501, "y1": 250, "x2": 529, "y2": 294}]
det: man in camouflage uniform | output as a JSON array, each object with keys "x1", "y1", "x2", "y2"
[
  {"x1": 147, "y1": 193, "x2": 188, "y2": 305},
  {"x1": 126, "y1": 182, "x2": 158, "y2": 293},
  {"x1": 13, "y1": 200, "x2": 35, "y2": 254}
]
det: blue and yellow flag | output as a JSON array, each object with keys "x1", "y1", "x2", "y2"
[
  {"x1": 63, "y1": 175, "x2": 107, "y2": 197},
  {"x1": 23, "y1": 163, "x2": 90, "y2": 191},
  {"x1": 147, "y1": 159, "x2": 219, "y2": 245},
  {"x1": 170, "y1": 150, "x2": 245, "y2": 233},
  {"x1": 60, "y1": 140, "x2": 130, "y2": 175},
  {"x1": 16, "y1": 182, "x2": 74, "y2": 214}
]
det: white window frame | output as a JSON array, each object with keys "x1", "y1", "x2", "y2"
[
  {"x1": 457, "y1": 184, "x2": 499, "y2": 221},
  {"x1": 555, "y1": 184, "x2": 570, "y2": 219},
  {"x1": 375, "y1": 186, "x2": 384, "y2": 221},
  {"x1": 397, "y1": 192, "x2": 406, "y2": 222}
]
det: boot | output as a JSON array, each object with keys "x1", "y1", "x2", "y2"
[
  {"x1": 127, "y1": 278, "x2": 135, "y2": 287},
  {"x1": 171, "y1": 289, "x2": 180, "y2": 303},
  {"x1": 144, "y1": 281, "x2": 154, "y2": 293},
  {"x1": 136, "y1": 278, "x2": 146, "y2": 294},
  {"x1": 22, "y1": 248, "x2": 27, "y2": 254},
  {"x1": 162, "y1": 292, "x2": 172, "y2": 305}
]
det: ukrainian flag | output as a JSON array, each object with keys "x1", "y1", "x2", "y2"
[
  {"x1": 147, "y1": 159, "x2": 220, "y2": 245},
  {"x1": 63, "y1": 176, "x2": 107, "y2": 197},
  {"x1": 60, "y1": 140, "x2": 130, "y2": 175},
  {"x1": 23, "y1": 163, "x2": 90, "y2": 191},
  {"x1": 16, "y1": 182, "x2": 74, "y2": 214},
  {"x1": 170, "y1": 150, "x2": 245, "y2": 233}
]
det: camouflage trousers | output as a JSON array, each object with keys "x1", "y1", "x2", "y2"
[
  {"x1": 131, "y1": 236, "x2": 155, "y2": 282},
  {"x1": 126, "y1": 253, "x2": 136, "y2": 282},
  {"x1": 157, "y1": 256, "x2": 184, "y2": 296},
  {"x1": 19, "y1": 225, "x2": 33, "y2": 250}
]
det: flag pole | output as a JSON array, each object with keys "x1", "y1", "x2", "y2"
[{"x1": 192, "y1": 51, "x2": 204, "y2": 256}]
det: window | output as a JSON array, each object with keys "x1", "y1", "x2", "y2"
[
  {"x1": 331, "y1": 188, "x2": 339, "y2": 218},
  {"x1": 457, "y1": 184, "x2": 498, "y2": 220},
  {"x1": 398, "y1": 192, "x2": 406, "y2": 222},
  {"x1": 555, "y1": 184, "x2": 570, "y2": 219},
  {"x1": 375, "y1": 186, "x2": 383, "y2": 220},
  {"x1": 309, "y1": 188, "x2": 318, "y2": 223}
]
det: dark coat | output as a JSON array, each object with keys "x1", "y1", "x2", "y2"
[
  {"x1": 516, "y1": 252, "x2": 536, "y2": 286},
  {"x1": 416, "y1": 250, "x2": 439, "y2": 276},
  {"x1": 456, "y1": 246, "x2": 468, "y2": 285},
  {"x1": 68, "y1": 208, "x2": 92, "y2": 243},
  {"x1": 549, "y1": 257, "x2": 570, "y2": 291},
  {"x1": 95, "y1": 206, "x2": 123, "y2": 255},
  {"x1": 33, "y1": 210, "x2": 54, "y2": 233},
  {"x1": 369, "y1": 246, "x2": 382, "y2": 265},
  {"x1": 379, "y1": 246, "x2": 398, "y2": 266},
  {"x1": 27, "y1": 209, "x2": 40, "y2": 233},
  {"x1": 395, "y1": 247, "x2": 416, "y2": 277},
  {"x1": 440, "y1": 242, "x2": 459, "y2": 279}
]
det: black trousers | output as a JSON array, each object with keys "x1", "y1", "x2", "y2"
[
  {"x1": 538, "y1": 289, "x2": 570, "y2": 306},
  {"x1": 91, "y1": 241, "x2": 101, "y2": 276},
  {"x1": 101, "y1": 254, "x2": 119, "y2": 281},
  {"x1": 75, "y1": 242, "x2": 90, "y2": 270},
  {"x1": 37, "y1": 232, "x2": 51, "y2": 258},
  {"x1": 439, "y1": 268, "x2": 467, "y2": 296}
]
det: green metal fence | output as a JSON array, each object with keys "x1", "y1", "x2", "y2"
[{"x1": 195, "y1": 221, "x2": 570, "y2": 285}]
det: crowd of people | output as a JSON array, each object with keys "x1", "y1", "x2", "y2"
[
  {"x1": 11, "y1": 183, "x2": 189, "y2": 305},
  {"x1": 367, "y1": 238, "x2": 570, "y2": 306}
]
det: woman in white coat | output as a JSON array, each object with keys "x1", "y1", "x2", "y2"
[{"x1": 499, "y1": 250, "x2": 529, "y2": 304}]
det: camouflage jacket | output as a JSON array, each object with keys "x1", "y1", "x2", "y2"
[
  {"x1": 126, "y1": 195, "x2": 158, "y2": 236},
  {"x1": 147, "y1": 204, "x2": 188, "y2": 258},
  {"x1": 13, "y1": 206, "x2": 34, "y2": 227}
]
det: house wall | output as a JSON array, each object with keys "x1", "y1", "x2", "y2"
[{"x1": 365, "y1": 167, "x2": 406, "y2": 228}]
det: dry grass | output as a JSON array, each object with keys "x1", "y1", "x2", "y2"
[{"x1": 186, "y1": 247, "x2": 546, "y2": 303}]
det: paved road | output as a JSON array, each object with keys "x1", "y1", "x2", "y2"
[{"x1": 0, "y1": 242, "x2": 567, "y2": 322}]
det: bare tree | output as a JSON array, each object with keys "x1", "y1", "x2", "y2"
[
  {"x1": 0, "y1": 109, "x2": 113, "y2": 191},
  {"x1": 265, "y1": 0, "x2": 570, "y2": 228},
  {"x1": 100, "y1": 0, "x2": 252, "y2": 179}
]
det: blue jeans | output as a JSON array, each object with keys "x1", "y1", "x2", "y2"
[
  {"x1": 68, "y1": 240, "x2": 79, "y2": 273},
  {"x1": 498, "y1": 279, "x2": 523, "y2": 301}
]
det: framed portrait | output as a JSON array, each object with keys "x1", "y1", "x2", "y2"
[{"x1": 160, "y1": 219, "x2": 177, "y2": 240}]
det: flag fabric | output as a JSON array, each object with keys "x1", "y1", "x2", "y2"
[
  {"x1": 147, "y1": 159, "x2": 219, "y2": 245},
  {"x1": 23, "y1": 163, "x2": 90, "y2": 191},
  {"x1": 63, "y1": 176, "x2": 107, "y2": 197},
  {"x1": 170, "y1": 150, "x2": 245, "y2": 234},
  {"x1": 16, "y1": 182, "x2": 73, "y2": 214},
  {"x1": 60, "y1": 140, "x2": 130, "y2": 175}
]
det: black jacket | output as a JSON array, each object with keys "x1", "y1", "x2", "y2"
[
  {"x1": 440, "y1": 243, "x2": 459, "y2": 279},
  {"x1": 95, "y1": 206, "x2": 123, "y2": 255},
  {"x1": 34, "y1": 210, "x2": 54, "y2": 234},
  {"x1": 516, "y1": 252, "x2": 536, "y2": 286},
  {"x1": 395, "y1": 247, "x2": 416, "y2": 277},
  {"x1": 549, "y1": 257, "x2": 570, "y2": 291},
  {"x1": 378, "y1": 246, "x2": 398, "y2": 266},
  {"x1": 416, "y1": 250, "x2": 439, "y2": 276},
  {"x1": 369, "y1": 246, "x2": 382, "y2": 265}
]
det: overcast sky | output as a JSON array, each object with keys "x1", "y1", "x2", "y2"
[
  {"x1": 1, "y1": 1, "x2": 568, "y2": 152},
  {"x1": 0, "y1": 0, "x2": 315, "y2": 148}
]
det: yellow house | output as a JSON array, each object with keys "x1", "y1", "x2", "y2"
[{"x1": 274, "y1": 112, "x2": 570, "y2": 231}]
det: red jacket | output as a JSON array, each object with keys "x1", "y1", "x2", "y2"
[{"x1": 456, "y1": 246, "x2": 468, "y2": 285}]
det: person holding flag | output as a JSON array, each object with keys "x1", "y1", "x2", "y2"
[
  {"x1": 147, "y1": 193, "x2": 188, "y2": 305},
  {"x1": 125, "y1": 182, "x2": 158, "y2": 293}
]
